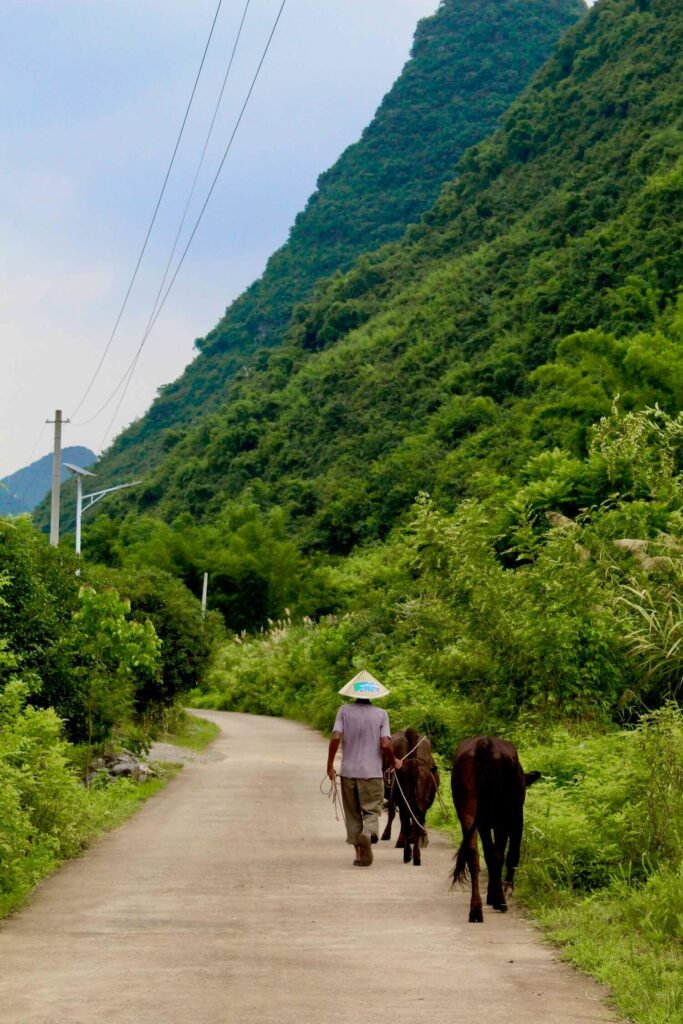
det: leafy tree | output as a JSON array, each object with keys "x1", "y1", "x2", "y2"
[
  {"x1": 90, "y1": 566, "x2": 222, "y2": 710},
  {"x1": 57, "y1": 587, "x2": 161, "y2": 762},
  {"x1": 0, "y1": 517, "x2": 79, "y2": 669}
]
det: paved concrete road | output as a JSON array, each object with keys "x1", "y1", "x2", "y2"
[{"x1": 0, "y1": 711, "x2": 616, "y2": 1024}]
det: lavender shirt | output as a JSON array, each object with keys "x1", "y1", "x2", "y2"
[{"x1": 332, "y1": 702, "x2": 391, "y2": 779}]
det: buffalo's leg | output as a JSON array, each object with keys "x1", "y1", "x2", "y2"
[
  {"x1": 381, "y1": 796, "x2": 396, "y2": 841},
  {"x1": 487, "y1": 828, "x2": 508, "y2": 911},
  {"x1": 468, "y1": 846, "x2": 483, "y2": 922},
  {"x1": 395, "y1": 795, "x2": 406, "y2": 848},
  {"x1": 480, "y1": 827, "x2": 498, "y2": 907},
  {"x1": 504, "y1": 812, "x2": 523, "y2": 894},
  {"x1": 459, "y1": 813, "x2": 482, "y2": 922},
  {"x1": 399, "y1": 804, "x2": 412, "y2": 863},
  {"x1": 412, "y1": 814, "x2": 425, "y2": 866},
  {"x1": 403, "y1": 834, "x2": 412, "y2": 863}
]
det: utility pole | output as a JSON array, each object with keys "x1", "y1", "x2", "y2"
[
  {"x1": 201, "y1": 572, "x2": 209, "y2": 620},
  {"x1": 47, "y1": 409, "x2": 69, "y2": 547}
]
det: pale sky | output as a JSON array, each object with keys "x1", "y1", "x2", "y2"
[{"x1": 0, "y1": 0, "x2": 439, "y2": 478}]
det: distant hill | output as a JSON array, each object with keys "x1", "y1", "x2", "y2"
[
  {"x1": 87, "y1": 0, "x2": 585, "y2": 487},
  {"x1": 0, "y1": 448, "x2": 96, "y2": 515}
]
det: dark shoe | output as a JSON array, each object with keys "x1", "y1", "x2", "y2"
[{"x1": 354, "y1": 834, "x2": 373, "y2": 866}]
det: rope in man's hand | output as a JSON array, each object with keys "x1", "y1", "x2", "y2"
[{"x1": 320, "y1": 772, "x2": 347, "y2": 825}]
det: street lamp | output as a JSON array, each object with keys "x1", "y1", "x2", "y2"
[{"x1": 64, "y1": 463, "x2": 141, "y2": 557}]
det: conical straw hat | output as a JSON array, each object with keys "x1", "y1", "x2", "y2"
[{"x1": 338, "y1": 669, "x2": 390, "y2": 699}]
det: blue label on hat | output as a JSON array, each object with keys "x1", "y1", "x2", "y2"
[{"x1": 354, "y1": 682, "x2": 379, "y2": 693}]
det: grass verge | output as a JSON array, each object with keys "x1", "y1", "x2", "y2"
[
  {"x1": 0, "y1": 762, "x2": 181, "y2": 920},
  {"x1": 533, "y1": 874, "x2": 683, "y2": 1024},
  {"x1": 425, "y1": 715, "x2": 682, "y2": 1024},
  {"x1": 156, "y1": 709, "x2": 221, "y2": 750}
]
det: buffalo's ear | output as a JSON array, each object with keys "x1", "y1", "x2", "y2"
[{"x1": 525, "y1": 770, "x2": 542, "y2": 787}]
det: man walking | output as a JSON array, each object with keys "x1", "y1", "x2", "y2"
[{"x1": 327, "y1": 670, "x2": 402, "y2": 866}]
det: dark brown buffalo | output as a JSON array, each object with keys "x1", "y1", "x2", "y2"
[
  {"x1": 382, "y1": 729, "x2": 440, "y2": 866},
  {"x1": 451, "y1": 736, "x2": 540, "y2": 922},
  {"x1": 381, "y1": 730, "x2": 409, "y2": 844}
]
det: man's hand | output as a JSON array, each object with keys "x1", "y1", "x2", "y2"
[
  {"x1": 393, "y1": 758, "x2": 403, "y2": 771},
  {"x1": 327, "y1": 732, "x2": 341, "y2": 781}
]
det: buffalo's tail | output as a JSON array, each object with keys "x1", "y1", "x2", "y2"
[{"x1": 452, "y1": 817, "x2": 478, "y2": 886}]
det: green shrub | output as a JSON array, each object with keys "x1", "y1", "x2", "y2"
[
  {"x1": 0, "y1": 680, "x2": 178, "y2": 918},
  {"x1": 87, "y1": 565, "x2": 222, "y2": 713},
  {"x1": 56, "y1": 586, "x2": 161, "y2": 752}
]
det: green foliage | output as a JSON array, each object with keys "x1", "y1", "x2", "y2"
[
  {"x1": 68, "y1": 0, "x2": 682, "y2": 570},
  {"x1": 536, "y1": 866, "x2": 682, "y2": 1024},
  {"x1": 156, "y1": 707, "x2": 221, "y2": 750},
  {"x1": 57, "y1": 587, "x2": 161, "y2": 752},
  {"x1": 592, "y1": 403, "x2": 683, "y2": 499},
  {"x1": 88, "y1": 566, "x2": 221, "y2": 710},
  {"x1": 516, "y1": 706, "x2": 683, "y2": 1024},
  {"x1": 196, "y1": 405, "x2": 681, "y2": 733},
  {"x1": 49, "y1": 0, "x2": 584, "y2": 525},
  {"x1": 0, "y1": 517, "x2": 216, "y2": 745},
  {"x1": 0, "y1": 516, "x2": 79, "y2": 668},
  {"x1": 83, "y1": 503, "x2": 336, "y2": 631},
  {"x1": 519, "y1": 706, "x2": 683, "y2": 896},
  {"x1": 618, "y1": 580, "x2": 683, "y2": 703},
  {"x1": 0, "y1": 680, "x2": 175, "y2": 918}
]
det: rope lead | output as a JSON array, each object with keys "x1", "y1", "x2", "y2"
[{"x1": 320, "y1": 773, "x2": 347, "y2": 827}]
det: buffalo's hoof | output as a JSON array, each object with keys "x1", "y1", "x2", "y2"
[
  {"x1": 413, "y1": 859, "x2": 421, "y2": 867},
  {"x1": 403, "y1": 850, "x2": 411, "y2": 864},
  {"x1": 493, "y1": 903, "x2": 508, "y2": 913},
  {"x1": 395, "y1": 839, "x2": 405, "y2": 849},
  {"x1": 380, "y1": 833, "x2": 391, "y2": 841},
  {"x1": 469, "y1": 907, "x2": 484, "y2": 923}
]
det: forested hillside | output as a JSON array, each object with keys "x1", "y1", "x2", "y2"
[
  {"x1": 92, "y1": 0, "x2": 681, "y2": 566},
  {"x1": 86, "y1": 0, "x2": 583, "y2": 481}
]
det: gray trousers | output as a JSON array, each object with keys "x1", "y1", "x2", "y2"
[{"x1": 340, "y1": 776, "x2": 384, "y2": 845}]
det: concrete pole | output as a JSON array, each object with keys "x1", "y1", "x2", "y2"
[
  {"x1": 201, "y1": 572, "x2": 209, "y2": 620},
  {"x1": 49, "y1": 410, "x2": 63, "y2": 548}
]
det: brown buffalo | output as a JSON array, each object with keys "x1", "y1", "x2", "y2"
[
  {"x1": 451, "y1": 735, "x2": 540, "y2": 922},
  {"x1": 383, "y1": 729, "x2": 440, "y2": 866}
]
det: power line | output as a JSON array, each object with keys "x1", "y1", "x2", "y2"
[
  {"x1": 72, "y1": 0, "x2": 253, "y2": 434},
  {"x1": 72, "y1": 0, "x2": 253, "y2": 436},
  {"x1": 140, "y1": 0, "x2": 254, "y2": 357},
  {"x1": 97, "y1": 0, "x2": 288, "y2": 455},
  {"x1": 69, "y1": 0, "x2": 225, "y2": 421}
]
